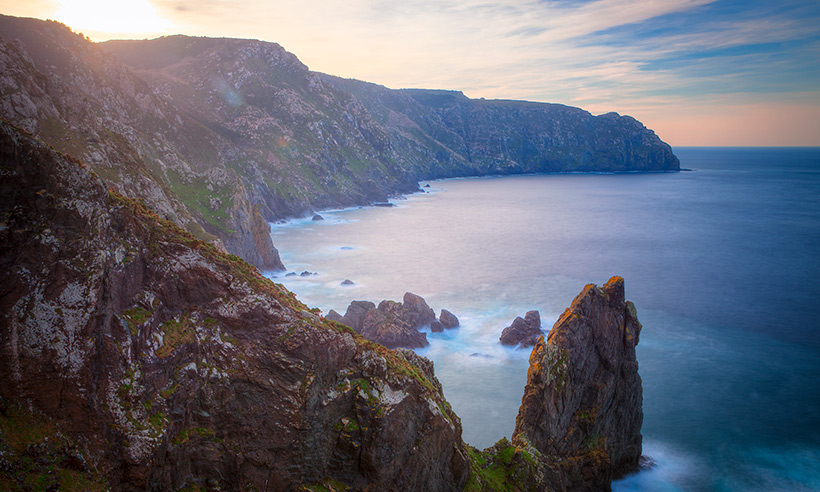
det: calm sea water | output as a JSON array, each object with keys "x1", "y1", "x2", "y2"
[{"x1": 266, "y1": 148, "x2": 820, "y2": 492}]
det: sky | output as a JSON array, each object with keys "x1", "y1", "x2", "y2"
[{"x1": 2, "y1": 0, "x2": 819, "y2": 146}]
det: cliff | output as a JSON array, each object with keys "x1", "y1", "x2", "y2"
[
  {"x1": 0, "y1": 15, "x2": 284, "y2": 270},
  {"x1": 512, "y1": 276, "x2": 643, "y2": 491},
  {"x1": 0, "y1": 120, "x2": 467, "y2": 490},
  {"x1": 0, "y1": 14, "x2": 678, "y2": 271},
  {"x1": 0, "y1": 123, "x2": 646, "y2": 489}
]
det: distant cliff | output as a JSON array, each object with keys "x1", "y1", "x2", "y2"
[{"x1": 1, "y1": 14, "x2": 676, "y2": 270}]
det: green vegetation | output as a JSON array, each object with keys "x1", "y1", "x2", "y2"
[
  {"x1": 173, "y1": 427, "x2": 218, "y2": 446},
  {"x1": 464, "y1": 439, "x2": 539, "y2": 492},
  {"x1": 299, "y1": 478, "x2": 350, "y2": 491},
  {"x1": 0, "y1": 402, "x2": 107, "y2": 492},
  {"x1": 121, "y1": 305, "x2": 152, "y2": 335},
  {"x1": 157, "y1": 313, "x2": 196, "y2": 358}
]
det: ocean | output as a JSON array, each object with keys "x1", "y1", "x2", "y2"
[{"x1": 265, "y1": 148, "x2": 820, "y2": 491}]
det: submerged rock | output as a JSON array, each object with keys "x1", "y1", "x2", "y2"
[
  {"x1": 499, "y1": 310, "x2": 542, "y2": 347},
  {"x1": 439, "y1": 309, "x2": 460, "y2": 329},
  {"x1": 312, "y1": 213, "x2": 324, "y2": 221},
  {"x1": 513, "y1": 276, "x2": 643, "y2": 491},
  {"x1": 340, "y1": 279, "x2": 355, "y2": 286}
]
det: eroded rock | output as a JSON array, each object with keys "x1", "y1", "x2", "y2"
[
  {"x1": 499, "y1": 310, "x2": 542, "y2": 348},
  {"x1": 512, "y1": 276, "x2": 643, "y2": 491}
]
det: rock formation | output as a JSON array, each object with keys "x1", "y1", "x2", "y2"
[
  {"x1": 512, "y1": 277, "x2": 643, "y2": 491},
  {"x1": 330, "y1": 294, "x2": 462, "y2": 348},
  {"x1": 440, "y1": 309, "x2": 460, "y2": 328},
  {"x1": 500, "y1": 310, "x2": 543, "y2": 348},
  {"x1": 0, "y1": 121, "x2": 468, "y2": 491}
]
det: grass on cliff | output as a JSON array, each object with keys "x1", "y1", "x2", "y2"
[
  {"x1": 464, "y1": 438, "x2": 539, "y2": 492},
  {"x1": 0, "y1": 402, "x2": 107, "y2": 492}
]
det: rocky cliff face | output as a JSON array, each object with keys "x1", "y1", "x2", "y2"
[
  {"x1": 0, "y1": 14, "x2": 678, "y2": 272},
  {"x1": 512, "y1": 276, "x2": 643, "y2": 491},
  {"x1": 0, "y1": 120, "x2": 467, "y2": 490},
  {"x1": 0, "y1": 15, "x2": 284, "y2": 270}
]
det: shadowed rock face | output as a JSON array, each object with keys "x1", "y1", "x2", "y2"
[
  {"x1": 500, "y1": 310, "x2": 543, "y2": 348},
  {"x1": 0, "y1": 121, "x2": 468, "y2": 491},
  {"x1": 513, "y1": 276, "x2": 643, "y2": 491}
]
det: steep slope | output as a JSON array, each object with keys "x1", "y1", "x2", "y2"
[
  {"x1": 0, "y1": 120, "x2": 467, "y2": 490},
  {"x1": 101, "y1": 35, "x2": 422, "y2": 218},
  {"x1": 325, "y1": 80, "x2": 680, "y2": 176},
  {"x1": 0, "y1": 15, "x2": 283, "y2": 270},
  {"x1": 513, "y1": 276, "x2": 643, "y2": 491},
  {"x1": 0, "y1": 14, "x2": 678, "y2": 272}
]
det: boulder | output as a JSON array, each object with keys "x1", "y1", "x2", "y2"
[
  {"x1": 340, "y1": 300, "x2": 376, "y2": 332},
  {"x1": 358, "y1": 301, "x2": 429, "y2": 349},
  {"x1": 499, "y1": 310, "x2": 542, "y2": 348},
  {"x1": 312, "y1": 213, "x2": 324, "y2": 221},
  {"x1": 430, "y1": 320, "x2": 444, "y2": 333},
  {"x1": 512, "y1": 276, "x2": 643, "y2": 491},
  {"x1": 402, "y1": 292, "x2": 436, "y2": 328},
  {"x1": 439, "y1": 309, "x2": 460, "y2": 329},
  {"x1": 340, "y1": 279, "x2": 355, "y2": 286}
]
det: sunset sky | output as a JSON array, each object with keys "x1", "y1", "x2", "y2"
[{"x1": 2, "y1": 0, "x2": 819, "y2": 146}]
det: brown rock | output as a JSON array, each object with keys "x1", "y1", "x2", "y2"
[
  {"x1": 499, "y1": 310, "x2": 542, "y2": 347},
  {"x1": 439, "y1": 309, "x2": 460, "y2": 328},
  {"x1": 430, "y1": 320, "x2": 444, "y2": 333},
  {"x1": 402, "y1": 292, "x2": 437, "y2": 328},
  {"x1": 0, "y1": 122, "x2": 466, "y2": 491},
  {"x1": 512, "y1": 276, "x2": 643, "y2": 491}
]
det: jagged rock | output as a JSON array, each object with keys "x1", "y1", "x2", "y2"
[
  {"x1": 285, "y1": 272, "x2": 297, "y2": 277},
  {"x1": 340, "y1": 279, "x2": 355, "y2": 286},
  {"x1": 332, "y1": 293, "x2": 439, "y2": 349},
  {"x1": 0, "y1": 122, "x2": 469, "y2": 491},
  {"x1": 440, "y1": 309, "x2": 460, "y2": 328},
  {"x1": 312, "y1": 214, "x2": 324, "y2": 221},
  {"x1": 300, "y1": 270, "x2": 317, "y2": 277},
  {"x1": 499, "y1": 310, "x2": 542, "y2": 348},
  {"x1": 339, "y1": 301, "x2": 376, "y2": 332},
  {"x1": 402, "y1": 292, "x2": 437, "y2": 328},
  {"x1": 512, "y1": 276, "x2": 643, "y2": 491},
  {"x1": 326, "y1": 309, "x2": 345, "y2": 323},
  {"x1": 358, "y1": 301, "x2": 429, "y2": 349},
  {"x1": 430, "y1": 320, "x2": 444, "y2": 333}
]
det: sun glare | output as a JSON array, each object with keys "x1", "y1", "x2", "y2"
[{"x1": 56, "y1": 0, "x2": 172, "y2": 35}]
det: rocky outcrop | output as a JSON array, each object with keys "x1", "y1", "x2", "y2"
[
  {"x1": 512, "y1": 277, "x2": 643, "y2": 491},
  {"x1": 331, "y1": 294, "x2": 462, "y2": 349},
  {"x1": 402, "y1": 292, "x2": 437, "y2": 328},
  {"x1": 499, "y1": 310, "x2": 543, "y2": 348},
  {"x1": 331, "y1": 299, "x2": 428, "y2": 349},
  {"x1": 0, "y1": 121, "x2": 468, "y2": 491},
  {"x1": 440, "y1": 309, "x2": 460, "y2": 328}
]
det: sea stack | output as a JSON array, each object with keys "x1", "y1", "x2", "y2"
[{"x1": 513, "y1": 276, "x2": 643, "y2": 491}]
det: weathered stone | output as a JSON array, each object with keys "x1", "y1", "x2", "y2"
[
  {"x1": 312, "y1": 214, "x2": 324, "y2": 221},
  {"x1": 513, "y1": 276, "x2": 643, "y2": 491},
  {"x1": 499, "y1": 310, "x2": 542, "y2": 348},
  {"x1": 340, "y1": 279, "x2": 355, "y2": 286},
  {"x1": 430, "y1": 320, "x2": 444, "y2": 333},
  {"x1": 0, "y1": 122, "x2": 467, "y2": 491},
  {"x1": 402, "y1": 292, "x2": 436, "y2": 328},
  {"x1": 439, "y1": 309, "x2": 460, "y2": 328}
]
